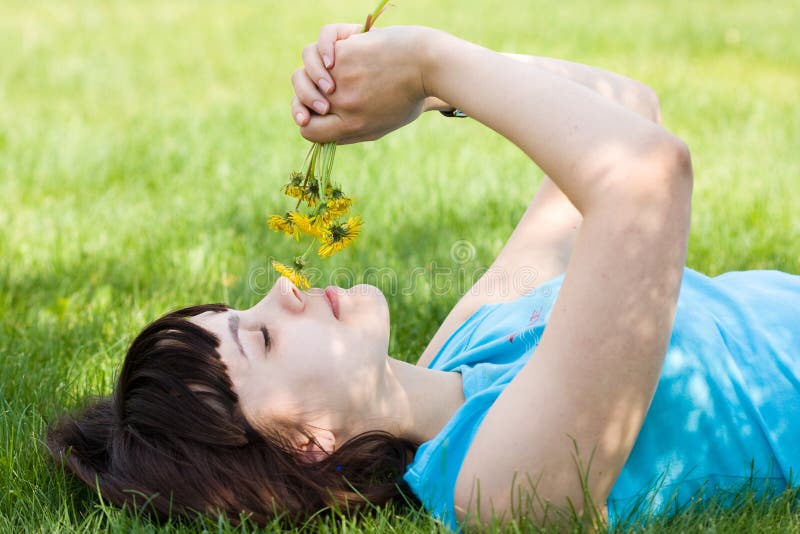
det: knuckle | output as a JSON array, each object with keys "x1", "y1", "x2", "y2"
[
  {"x1": 301, "y1": 44, "x2": 315, "y2": 64},
  {"x1": 296, "y1": 89, "x2": 314, "y2": 104},
  {"x1": 293, "y1": 87, "x2": 311, "y2": 103},
  {"x1": 293, "y1": 84, "x2": 309, "y2": 101},
  {"x1": 333, "y1": 40, "x2": 347, "y2": 59},
  {"x1": 291, "y1": 75, "x2": 315, "y2": 99},
  {"x1": 319, "y1": 23, "x2": 340, "y2": 39}
]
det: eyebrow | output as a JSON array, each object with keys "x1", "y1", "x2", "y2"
[{"x1": 227, "y1": 314, "x2": 247, "y2": 358}]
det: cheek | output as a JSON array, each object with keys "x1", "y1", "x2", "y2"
[
  {"x1": 297, "y1": 330, "x2": 380, "y2": 389},
  {"x1": 325, "y1": 333, "x2": 354, "y2": 359},
  {"x1": 236, "y1": 370, "x2": 310, "y2": 426},
  {"x1": 231, "y1": 375, "x2": 265, "y2": 426}
]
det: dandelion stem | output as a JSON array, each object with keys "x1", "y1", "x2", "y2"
[
  {"x1": 363, "y1": 0, "x2": 391, "y2": 31},
  {"x1": 319, "y1": 142, "x2": 336, "y2": 204},
  {"x1": 301, "y1": 143, "x2": 315, "y2": 174},
  {"x1": 300, "y1": 239, "x2": 316, "y2": 260},
  {"x1": 297, "y1": 143, "x2": 322, "y2": 210},
  {"x1": 273, "y1": 0, "x2": 387, "y2": 283}
]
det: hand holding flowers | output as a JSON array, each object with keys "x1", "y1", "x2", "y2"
[
  {"x1": 269, "y1": 1, "x2": 390, "y2": 289},
  {"x1": 293, "y1": 25, "x2": 434, "y2": 145}
]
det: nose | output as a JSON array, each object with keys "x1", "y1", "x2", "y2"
[
  {"x1": 272, "y1": 276, "x2": 305, "y2": 311},
  {"x1": 240, "y1": 277, "x2": 305, "y2": 326}
]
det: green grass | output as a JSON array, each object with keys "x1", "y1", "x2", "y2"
[{"x1": 1, "y1": 0, "x2": 799, "y2": 531}]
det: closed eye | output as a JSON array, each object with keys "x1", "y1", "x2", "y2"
[{"x1": 260, "y1": 326, "x2": 271, "y2": 351}]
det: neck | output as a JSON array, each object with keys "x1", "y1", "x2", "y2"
[{"x1": 368, "y1": 357, "x2": 464, "y2": 444}]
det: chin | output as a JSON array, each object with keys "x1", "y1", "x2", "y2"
[
  {"x1": 349, "y1": 283, "x2": 384, "y2": 298},
  {"x1": 345, "y1": 284, "x2": 390, "y2": 341}
]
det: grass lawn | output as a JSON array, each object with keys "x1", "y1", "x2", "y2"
[{"x1": 1, "y1": 0, "x2": 799, "y2": 531}]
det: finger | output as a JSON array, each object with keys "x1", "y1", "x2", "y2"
[
  {"x1": 299, "y1": 113, "x2": 349, "y2": 144},
  {"x1": 291, "y1": 96, "x2": 311, "y2": 126},
  {"x1": 301, "y1": 43, "x2": 335, "y2": 95},
  {"x1": 317, "y1": 23, "x2": 362, "y2": 68},
  {"x1": 291, "y1": 68, "x2": 329, "y2": 116}
]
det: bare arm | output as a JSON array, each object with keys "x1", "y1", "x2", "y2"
[
  {"x1": 416, "y1": 53, "x2": 663, "y2": 367},
  {"x1": 292, "y1": 29, "x2": 669, "y2": 374},
  {"x1": 419, "y1": 29, "x2": 692, "y2": 526},
  {"x1": 295, "y1": 25, "x2": 692, "y2": 527},
  {"x1": 290, "y1": 28, "x2": 664, "y2": 368},
  {"x1": 425, "y1": 53, "x2": 662, "y2": 125}
]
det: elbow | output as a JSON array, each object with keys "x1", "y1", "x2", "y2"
[
  {"x1": 658, "y1": 134, "x2": 693, "y2": 195},
  {"x1": 666, "y1": 136, "x2": 694, "y2": 230},
  {"x1": 636, "y1": 131, "x2": 693, "y2": 196},
  {"x1": 598, "y1": 132, "x2": 693, "y2": 222},
  {"x1": 632, "y1": 133, "x2": 694, "y2": 235}
]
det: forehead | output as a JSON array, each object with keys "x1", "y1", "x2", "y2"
[
  {"x1": 190, "y1": 309, "x2": 228, "y2": 329},
  {"x1": 189, "y1": 310, "x2": 237, "y2": 357}
]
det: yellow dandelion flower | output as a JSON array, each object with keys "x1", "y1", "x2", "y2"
[
  {"x1": 322, "y1": 185, "x2": 352, "y2": 215},
  {"x1": 318, "y1": 215, "x2": 363, "y2": 258},
  {"x1": 314, "y1": 202, "x2": 336, "y2": 225},
  {"x1": 290, "y1": 212, "x2": 326, "y2": 239},
  {"x1": 282, "y1": 172, "x2": 306, "y2": 200},
  {"x1": 267, "y1": 213, "x2": 299, "y2": 240},
  {"x1": 326, "y1": 196, "x2": 353, "y2": 216},
  {"x1": 302, "y1": 180, "x2": 322, "y2": 206},
  {"x1": 283, "y1": 185, "x2": 306, "y2": 201},
  {"x1": 271, "y1": 260, "x2": 310, "y2": 289}
]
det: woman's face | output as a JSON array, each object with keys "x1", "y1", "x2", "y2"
[{"x1": 191, "y1": 277, "x2": 391, "y2": 439}]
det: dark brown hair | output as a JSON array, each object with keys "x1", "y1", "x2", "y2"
[{"x1": 46, "y1": 304, "x2": 417, "y2": 524}]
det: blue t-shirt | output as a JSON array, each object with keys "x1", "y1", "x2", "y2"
[{"x1": 403, "y1": 268, "x2": 800, "y2": 530}]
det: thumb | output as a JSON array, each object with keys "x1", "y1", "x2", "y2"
[{"x1": 300, "y1": 113, "x2": 349, "y2": 144}]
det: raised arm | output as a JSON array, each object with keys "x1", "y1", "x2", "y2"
[
  {"x1": 422, "y1": 29, "x2": 692, "y2": 526},
  {"x1": 292, "y1": 26, "x2": 665, "y2": 369},
  {"x1": 296, "y1": 26, "x2": 692, "y2": 527},
  {"x1": 416, "y1": 53, "x2": 663, "y2": 367},
  {"x1": 425, "y1": 53, "x2": 662, "y2": 124}
]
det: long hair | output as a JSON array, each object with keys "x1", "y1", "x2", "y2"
[{"x1": 46, "y1": 304, "x2": 417, "y2": 524}]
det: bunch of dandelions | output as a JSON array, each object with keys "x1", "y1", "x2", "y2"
[
  {"x1": 267, "y1": 0, "x2": 390, "y2": 289},
  {"x1": 268, "y1": 143, "x2": 361, "y2": 289}
]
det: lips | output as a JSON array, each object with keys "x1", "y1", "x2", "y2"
[{"x1": 324, "y1": 286, "x2": 340, "y2": 319}]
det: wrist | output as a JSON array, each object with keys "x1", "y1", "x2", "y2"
[
  {"x1": 417, "y1": 27, "x2": 456, "y2": 100},
  {"x1": 419, "y1": 29, "x2": 483, "y2": 116}
]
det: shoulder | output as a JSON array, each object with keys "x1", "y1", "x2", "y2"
[{"x1": 405, "y1": 384, "x2": 507, "y2": 529}]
